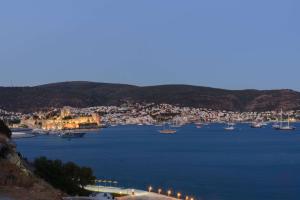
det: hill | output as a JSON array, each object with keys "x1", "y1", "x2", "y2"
[{"x1": 0, "y1": 81, "x2": 300, "y2": 112}]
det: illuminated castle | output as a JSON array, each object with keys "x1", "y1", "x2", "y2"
[{"x1": 42, "y1": 107, "x2": 101, "y2": 130}]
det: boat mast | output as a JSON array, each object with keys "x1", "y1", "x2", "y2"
[{"x1": 280, "y1": 109, "x2": 283, "y2": 128}]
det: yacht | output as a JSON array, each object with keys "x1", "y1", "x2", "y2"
[
  {"x1": 159, "y1": 123, "x2": 177, "y2": 134},
  {"x1": 159, "y1": 129, "x2": 177, "y2": 134},
  {"x1": 59, "y1": 131, "x2": 86, "y2": 138}
]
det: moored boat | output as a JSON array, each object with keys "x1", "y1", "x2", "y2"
[
  {"x1": 11, "y1": 132, "x2": 35, "y2": 139},
  {"x1": 224, "y1": 122, "x2": 235, "y2": 131},
  {"x1": 275, "y1": 110, "x2": 295, "y2": 131},
  {"x1": 159, "y1": 129, "x2": 177, "y2": 134},
  {"x1": 159, "y1": 123, "x2": 177, "y2": 134},
  {"x1": 59, "y1": 132, "x2": 86, "y2": 138},
  {"x1": 251, "y1": 122, "x2": 263, "y2": 128}
]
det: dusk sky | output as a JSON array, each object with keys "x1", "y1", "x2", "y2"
[{"x1": 0, "y1": 0, "x2": 299, "y2": 90}]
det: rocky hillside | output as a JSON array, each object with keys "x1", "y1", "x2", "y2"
[
  {"x1": 1, "y1": 81, "x2": 300, "y2": 112},
  {"x1": 0, "y1": 120, "x2": 63, "y2": 200}
]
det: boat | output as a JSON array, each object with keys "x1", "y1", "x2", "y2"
[
  {"x1": 159, "y1": 129, "x2": 177, "y2": 134},
  {"x1": 159, "y1": 123, "x2": 177, "y2": 134},
  {"x1": 251, "y1": 122, "x2": 263, "y2": 128},
  {"x1": 59, "y1": 132, "x2": 86, "y2": 138},
  {"x1": 32, "y1": 129, "x2": 49, "y2": 135},
  {"x1": 272, "y1": 124, "x2": 280, "y2": 129},
  {"x1": 224, "y1": 122, "x2": 235, "y2": 131},
  {"x1": 11, "y1": 132, "x2": 35, "y2": 139},
  {"x1": 275, "y1": 110, "x2": 295, "y2": 131},
  {"x1": 261, "y1": 122, "x2": 268, "y2": 126}
]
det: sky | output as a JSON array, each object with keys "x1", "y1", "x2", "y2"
[{"x1": 0, "y1": 0, "x2": 299, "y2": 90}]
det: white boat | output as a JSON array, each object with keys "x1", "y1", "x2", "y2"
[
  {"x1": 12, "y1": 132, "x2": 35, "y2": 139},
  {"x1": 224, "y1": 126, "x2": 235, "y2": 131},
  {"x1": 251, "y1": 122, "x2": 263, "y2": 128},
  {"x1": 261, "y1": 122, "x2": 268, "y2": 126},
  {"x1": 275, "y1": 110, "x2": 295, "y2": 131},
  {"x1": 224, "y1": 122, "x2": 235, "y2": 131},
  {"x1": 272, "y1": 124, "x2": 280, "y2": 129},
  {"x1": 32, "y1": 129, "x2": 49, "y2": 135}
]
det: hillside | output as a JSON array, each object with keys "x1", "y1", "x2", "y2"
[
  {"x1": 0, "y1": 120, "x2": 63, "y2": 200},
  {"x1": 0, "y1": 81, "x2": 300, "y2": 112}
]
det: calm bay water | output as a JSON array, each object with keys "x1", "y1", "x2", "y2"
[{"x1": 15, "y1": 124, "x2": 300, "y2": 200}]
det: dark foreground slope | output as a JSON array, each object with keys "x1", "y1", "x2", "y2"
[
  {"x1": 0, "y1": 120, "x2": 63, "y2": 200},
  {"x1": 0, "y1": 81, "x2": 300, "y2": 112}
]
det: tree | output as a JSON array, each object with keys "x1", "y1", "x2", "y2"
[{"x1": 34, "y1": 157, "x2": 95, "y2": 196}]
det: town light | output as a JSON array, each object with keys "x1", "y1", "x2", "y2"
[
  {"x1": 177, "y1": 192, "x2": 181, "y2": 199},
  {"x1": 148, "y1": 186, "x2": 153, "y2": 192},
  {"x1": 167, "y1": 190, "x2": 172, "y2": 196},
  {"x1": 158, "y1": 188, "x2": 162, "y2": 194},
  {"x1": 185, "y1": 196, "x2": 189, "y2": 200}
]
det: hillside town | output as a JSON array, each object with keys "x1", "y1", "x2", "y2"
[{"x1": 1, "y1": 102, "x2": 299, "y2": 131}]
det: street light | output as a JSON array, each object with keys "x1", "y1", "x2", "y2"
[
  {"x1": 148, "y1": 186, "x2": 153, "y2": 192},
  {"x1": 177, "y1": 192, "x2": 181, "y2": 199},
  {"x1": 191, "y1": 198, "x2": 194, "y2": 200},
  {"x1": 158, "y1": 188, "x2": 162, "y2": 194},
  {"x1": 185, "y1": 196, "x2": 189, "y2": 200},
  {"x1": 167, "y1": 190, "x2": 172, "y2": 196}
]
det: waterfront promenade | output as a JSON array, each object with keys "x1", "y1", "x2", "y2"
[{"x1": 85, "y1": 186, "x2": 177, "y2": 200}]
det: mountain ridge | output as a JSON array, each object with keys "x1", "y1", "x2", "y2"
[{"x1": 1, "y1": 81, "x2": 300, "y2": 112}]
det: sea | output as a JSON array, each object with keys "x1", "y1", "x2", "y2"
[{"x1": 15, "y1": 123, "x2": 300, "y2": 200}]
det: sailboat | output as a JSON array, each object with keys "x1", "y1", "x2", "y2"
[{"x1": 275, "y1": 109, "x2": 295, "y2": 131}]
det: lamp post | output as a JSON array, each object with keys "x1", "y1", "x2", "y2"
[{"x1": 167, "y1": 190, "x2": 171, "y2": 196}]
